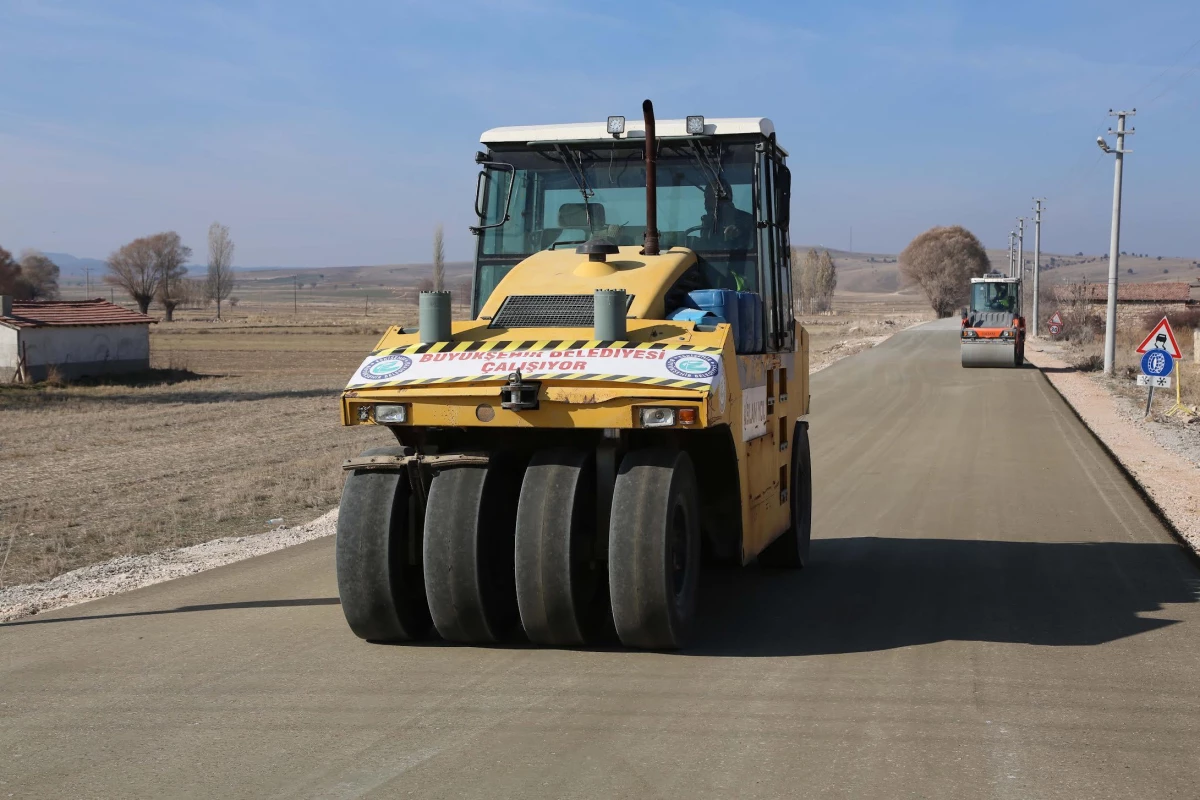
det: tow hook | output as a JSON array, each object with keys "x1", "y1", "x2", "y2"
[{"x1": 500, "y1": 370, "x2": 540, "y2": 411}]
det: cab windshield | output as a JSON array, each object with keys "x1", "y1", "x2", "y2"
[
  {"x1": 971, "y1": 281, "x2": 1017, "y2": 312},
  {"x1": 475, "y1": 140, "x2": 759, "y2": 306}
]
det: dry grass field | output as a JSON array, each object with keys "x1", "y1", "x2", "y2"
[{"x1": 0, "y1": 310, "x2": 405, "y2": 587}]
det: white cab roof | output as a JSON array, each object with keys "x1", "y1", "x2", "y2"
[{"x1": 481, "y1": 117, "x2": 780, "y2": 149}]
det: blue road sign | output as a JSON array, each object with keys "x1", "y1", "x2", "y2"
[{"x1": 1141, "y1": 349, "x2": 1174, "y2": 377}]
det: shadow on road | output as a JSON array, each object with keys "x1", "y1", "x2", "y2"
[
  {"x1": 0, "y1": 597, "x2": 340, "y2": 628},
  {"x1": 688, "y1": 537, "x2": 1200, "y2": 657}
]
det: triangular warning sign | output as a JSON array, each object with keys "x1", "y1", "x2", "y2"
[
  {"x1": 1135, "y1": 317, "x2": 1183, "y2": 359},
  {"x1": 1049, "y1": 311, "x2": 1063, "y2": 326}
]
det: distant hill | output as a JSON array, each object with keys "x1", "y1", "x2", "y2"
[
  {"x1": 43, "y1": 246, "x2": 1200, "y2": 295},
  {"x1": 234, "y1": 261, "x2": 474, "y2": 288},
  {"x1": 792, "y1": 246, "x2": 1200, "y2": 296},
  {"x1": 43, "y1": 252, "x2": 108, "y2": 279},
  {"x1": 46, "y1": 252, "x2": 473, "y2": 288}
]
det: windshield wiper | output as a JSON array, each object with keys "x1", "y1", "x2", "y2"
[{"x1": 554, "y1": 144, "x2": 595, "y2": 228}]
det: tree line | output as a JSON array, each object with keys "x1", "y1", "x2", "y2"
[
  {"x1": 0, "y1": 223, "x2": 236, "y2": 321},
  {"x1": 104, "y1": 223, "x2": 236, "y2": 320}
]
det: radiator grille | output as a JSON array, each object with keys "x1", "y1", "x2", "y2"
[{"x1": 489, "y1": 294, "x2": 633, "y2": 329}]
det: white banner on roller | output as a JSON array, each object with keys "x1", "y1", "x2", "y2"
[
  {"x1": 347, "y1": 346, "x2": 723, "y2": 389},
  {"x1": 742, "y1": 385, "x2": 768, "y2": 441}
]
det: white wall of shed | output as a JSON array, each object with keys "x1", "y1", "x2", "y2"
[
  {"x1": 0, "y1": 326, "x2": 18, "y2": 372},
  {"x1": 20, "y1": 324, "x2": 151, "y2": 367}
]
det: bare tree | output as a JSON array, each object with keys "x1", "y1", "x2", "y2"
[
  {"x1": 148, "y1": 232, "x2": 191, "y2": 321},
  {"x1": 205, "y1": 222, "x2": 236, "y2": 319},
  {"x1": 17, "y1": 250, "x2": 60, "y2": 300},
  {"x1": 899, "y1": 226, "x2": 991, "y2": 317},
  {"x1": 813, "y1": 249, "x2": 837, "y2": 313},
  {"x1": 432, "y1": 223, "x2": 445, "y2": 292},
  {"x1": 0, "y1": 246, "x2": 28, "y2": 299},
  {"x1": 795, "y1": 248, "x2": 821, "y2": 314},
  {"x1": 105, "y1": 236, "x2": 159, "y2": 314}
]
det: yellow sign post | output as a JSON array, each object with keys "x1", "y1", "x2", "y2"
[{"x1": 1165, "y1": 360, "x2": 1192, "y2": 417}]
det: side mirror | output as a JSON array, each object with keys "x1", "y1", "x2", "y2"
[
  {"x1": 470, "y1": 162, "x2": 516, "y2": 234},
  {"x1": 775, "y1": 165, "x2": 791, "y2": 229}
]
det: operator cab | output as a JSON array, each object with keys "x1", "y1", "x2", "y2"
[
  {"x1": 470, "y1": 116, "x2": 793, "y2": 348},
  {"x1": 966, "y1": 272, "x2": 1021, "y2": 324}
]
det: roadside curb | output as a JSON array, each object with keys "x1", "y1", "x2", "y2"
[{"x1": 1026, "y1": 344, "x2": 1200, "y2": 563}]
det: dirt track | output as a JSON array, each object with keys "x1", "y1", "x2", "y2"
[{"x1": 2, "y1": 319, "x2": 1198, "y2": 799}]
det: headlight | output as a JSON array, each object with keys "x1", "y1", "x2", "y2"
[
  {"x1": 962, "y1": 330, "x2": 977, "y2": 339},
  {"x1": 640, "y1": 407, "x2": 676, "y2": 428},
  {"x1": 1000, "y1": 330, "x2": 1015, "y2": 339},
  {"x1": 374, "y1": 404, "x2": 409, "y2": 424},
  {"x1": 686, "y1": 115, "x2": 705, "y2": 134}
]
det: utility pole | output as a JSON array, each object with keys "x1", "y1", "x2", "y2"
[
  {"x1": 1098, "y1": 109, "x2": 1135, "y2": 375},
  {"x1": 293, "y1": 277, "x2": 298, "y2": 315},
  {"x1": 83, "y1": 265, "x2": 91, "y2": 298},
  {"x1": 1032, "y1": 199, "x2": 1044, "y2": 337},
  {"x1": 1008, "y1": 231, "x2": 1016, "y2": 276},
  {"x1": 1016, "y1": 217, "x2": 1026, "y2": 278}
]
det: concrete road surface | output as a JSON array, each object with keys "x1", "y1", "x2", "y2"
[{"x1": 3, "y1": 320, "x2": 1199, "y2": 799}]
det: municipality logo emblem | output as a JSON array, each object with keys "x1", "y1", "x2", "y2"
[
  {"x1": 665, "y1": 354, "x2": 719, "y2": 379},
  {"x1": 360, "y1": 355, "x2": 412, "y2": 381}
]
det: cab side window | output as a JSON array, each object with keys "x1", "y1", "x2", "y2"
[{"x1": 755, "y1": 138, "x2": 795, "y2": 352}]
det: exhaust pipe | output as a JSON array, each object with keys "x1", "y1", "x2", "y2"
[{"x1": 642, "y1": 99, "x2": 660, "y2": 256}]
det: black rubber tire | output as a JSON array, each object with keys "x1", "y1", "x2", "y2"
[
  {"x1": 336, "y1": 446, "x2": 432, "y2": 642},
  {"x1": 608, "y1": 448, "x2": 701, "y2": 650},
  {"x1": 514, "y1": 448, "x2": 603, "y2": 646},
  {"x1": 423, "y1": 461, "x2": 522, "y2": 643},
  {"x1": 758, "y1": 422, "x2": 813, "y2": 568}
]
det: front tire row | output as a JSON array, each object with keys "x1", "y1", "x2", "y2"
[{"x1": 335, "y1": 429, "x2": 812, "y2": 650}]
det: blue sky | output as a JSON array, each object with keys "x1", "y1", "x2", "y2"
[{"x1": 2, "y1": 0, "x2": 1199, "y2": 267}]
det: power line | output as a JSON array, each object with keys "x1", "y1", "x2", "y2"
[
  {"x1": 1143, "y1": 58, "x2": 1200, "y2": 107},
  {"x1": 1126, "y1": 34, "x2": 1200, "y2": 103}
]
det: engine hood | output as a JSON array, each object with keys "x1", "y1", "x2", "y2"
[{"x1": 477, "y1": 245, "x2": 697, "y2": 323}]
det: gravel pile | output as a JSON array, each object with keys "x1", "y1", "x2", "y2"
[{"x1": 0, "y1": 509, "x2": 338, "y2": 622}]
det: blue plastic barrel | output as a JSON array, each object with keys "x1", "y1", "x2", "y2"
[
  {"x1": 736, "y1": 292, "x2": 763, "y2": 353},
  {"x1": 688, "y1": 289, "x2": 741, "y2": 351}
]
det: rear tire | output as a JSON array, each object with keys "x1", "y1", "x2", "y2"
[
  {"x1": 336, "y1": 446, "x2": 432, "y2": 642},
  {"x1": 608, "y1": 448, "x2": 701, "y2": 650},
  {"x1": 758, "y1": 422, "x2": 813, "y2": 568},
  {"x1": 515, "y1": 448, "x2": 604, "y2": 646},
  {"x1": 423, "y1": 461, "x2": 522, "y2": 643}
]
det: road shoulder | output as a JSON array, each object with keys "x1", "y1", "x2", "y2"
[
  {"x1": 0, "y1": 510, "x2": 338, "y2": 622},
  {"x1": 1026, "y1": 342, "x2": 1200, "y2": 556}
]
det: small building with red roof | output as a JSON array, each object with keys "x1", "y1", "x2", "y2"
[{"x1": 1, "y1": 295, "x2": 156, "y2": 382}]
